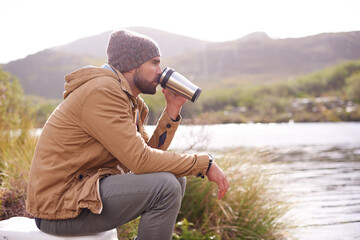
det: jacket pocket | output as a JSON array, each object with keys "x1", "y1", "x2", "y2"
[{"x1": 62, "y1": 170, "x2": 91, "y2": 210}]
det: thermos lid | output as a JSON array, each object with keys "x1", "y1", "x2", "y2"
[{"x1": 158, "y1": 67, "x2": 175, "y2": 88}]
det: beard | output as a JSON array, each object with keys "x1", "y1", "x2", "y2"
[{"x1": 133, "y1": 68, "x2": 158, "y2": 95}]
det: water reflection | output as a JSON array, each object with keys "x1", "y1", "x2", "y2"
[{"x1": 269, "y1": 145, "x2": 360, "y2": 239}]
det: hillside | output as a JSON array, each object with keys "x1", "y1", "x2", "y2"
[
  {"x1": 53, "y1": 26, "x2": 211, "y2": 59},
  {"x1": 166, "y1": 31, "x2": 360, "y2": 85},
  {"x1": 2, "y1": 49, "x2": 103, "y2": 98},
  {"x1": 2, "y1": 28, "x2": 360, "y2": 99}
]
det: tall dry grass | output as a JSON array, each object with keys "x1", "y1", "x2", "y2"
[
  {"x1": 0, "y1": 70, "x2": 37, "y2": 220},
  {"x1": 0, "y1": 117, "x2": 38, "y2": 219},
  {"x1": 178, "y1": 148, "x2": 293, "y2": 239}
]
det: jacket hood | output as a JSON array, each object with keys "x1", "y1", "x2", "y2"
[{"x1": 63, "y1": 65, "x2": 133, "y2": 99}]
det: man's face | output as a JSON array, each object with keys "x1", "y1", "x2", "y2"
[{"x1": 133, "y1": 56, "x2": 162, "y2": 95}]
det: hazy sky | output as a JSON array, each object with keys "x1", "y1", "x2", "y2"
[{"x1": 1, "y1": 0, "x2": 359, "y2": 63}]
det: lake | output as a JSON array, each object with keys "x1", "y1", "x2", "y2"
[{"x1": 147, "y1": 122, "x2": 360, "y2": 240}]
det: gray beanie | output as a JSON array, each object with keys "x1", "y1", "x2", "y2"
[{"x1": 107, "y1": 29, "x2": 161, "y2": 72}]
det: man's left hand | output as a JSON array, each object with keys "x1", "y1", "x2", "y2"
[{"x1": 162, "y1": 88, "x2": 187, "y2": 120}]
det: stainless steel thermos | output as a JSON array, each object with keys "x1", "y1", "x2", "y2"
[{"x1": 158, "y1": 67, "x2": 202, "y2": 102}]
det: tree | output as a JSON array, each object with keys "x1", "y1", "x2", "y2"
[{"x1": 0, "y1": 69, "x2": 32, "y2": 132}]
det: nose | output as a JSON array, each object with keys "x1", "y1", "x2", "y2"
[{"x1": 157, "y1": 65, "x2": 162, "y2": 75}]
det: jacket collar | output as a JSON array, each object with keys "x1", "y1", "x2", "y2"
[
  {"x1": 106, "y1": 64, "x2": 138, "y2": 106},
  {"x1": 105, "y1": 64, "x2": 134, "y2": 97}
]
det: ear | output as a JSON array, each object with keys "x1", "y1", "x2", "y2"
[
  {"x1": 122, "y1": 68, "x2": 135, "y2": 77},
  {"x1": 122, "y1": 70, "x2": 135, "y2": 83}
]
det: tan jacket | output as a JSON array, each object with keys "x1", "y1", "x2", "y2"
[{"x1": 26, "y1": 65, "x2": 209, "y2": 220}]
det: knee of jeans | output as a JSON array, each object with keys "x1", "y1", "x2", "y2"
[{"x1": 158, "y1": 172, "x2": 182, "y2": 201}]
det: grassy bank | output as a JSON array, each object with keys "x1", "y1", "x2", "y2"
[
  {"x1": 178, "y1": 149, "x2": 292, "y2": 239},
  {"x1": 117, "y1": 149, "x2": 294, "y2": 239},
  {"x1": 0, "y1": 131, "x2": 37, "y2": 219}
]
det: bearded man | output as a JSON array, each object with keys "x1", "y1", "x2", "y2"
[{"x1": 26, "y1": 29, "x2": 229, "y2": 240}]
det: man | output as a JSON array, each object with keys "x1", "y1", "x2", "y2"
[{"x1": 26, "y1": 29, "x2": 229, "y2": 239}]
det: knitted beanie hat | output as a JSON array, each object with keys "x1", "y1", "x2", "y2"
[{"x1": 107, "y1": 29, "x2": 161, "y2": 72}]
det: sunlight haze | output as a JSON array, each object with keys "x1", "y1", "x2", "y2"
[{"x1": 1, "y1": 0, "x2": 359, "y2": 63}]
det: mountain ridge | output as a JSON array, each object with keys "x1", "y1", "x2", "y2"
[
  {"x1": 2, "y1": 28, "x2": 360, "y2": 99},
  {"x1": 53, "y1": 27, "x2": 211, "y2": 59}
]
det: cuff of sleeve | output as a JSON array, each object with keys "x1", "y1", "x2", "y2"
[
  {"x1": 171, "y1": 114, "x2": 181, "y2": 122},
  {"x1": 152, "y1": 109, "x2": 181, "y2": 150},
  {"x1": 158, "y1": 109, "x2": 182, "y2": 131},
  {"x1": 194, "y1": 154, "x2": 211, "y2": 178},
  {"x1": 206, "y1": 154, "x2": 213, "y2": 174}
]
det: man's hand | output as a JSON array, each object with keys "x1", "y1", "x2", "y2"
[
  {"x1": 162, "y1": 88, "x2": 187, "y2": 120},
  {"x1": 206, "y1": 161, "x2": 229, "y2": 199}
]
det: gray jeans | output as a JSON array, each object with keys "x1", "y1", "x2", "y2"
[{"x1": 37, "y1": 172, "x2": 186, "y2": 240}]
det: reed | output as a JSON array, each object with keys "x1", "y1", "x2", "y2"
[
  {"x1": 177, "y1": 148, "x2": 293, "y2": 239},
  {"x1": 0, "y1": 120, "x2": 37, "y2": 219}
]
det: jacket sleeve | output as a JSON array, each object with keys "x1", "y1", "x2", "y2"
[
  {"x1": 146, "y1": 109, "x2": 181, "y2": 150},
  {"x1": 81, "y1": 85, "x2": 209, "y2": 177}
]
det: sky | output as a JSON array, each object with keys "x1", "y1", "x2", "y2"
[{"x1": 1, "y1": 0, "x2": 359, "y2": 64}]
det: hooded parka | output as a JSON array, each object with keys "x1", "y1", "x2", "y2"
[{"x1": 26, "y1": 65, "x2": 209, "y2": 220}]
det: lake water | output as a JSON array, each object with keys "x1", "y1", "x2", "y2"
[{"x1": 147, "y1": 122, "x2": 360, "y2": 240}]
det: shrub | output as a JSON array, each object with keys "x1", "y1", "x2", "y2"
[{"x1": 345, "y1": 73, "x2": 360, "y2": 103}]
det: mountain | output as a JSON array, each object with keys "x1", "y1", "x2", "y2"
[
  {"x1": 2, "y1": 49, "x2": 100, "y2": 98},
  {"x1": 52, "y1": 30, "x2": 111, "y2": 59},
  {"x1": 166, "y1": 31, "x2": 360, "y2": 85},
  {"x1": 2, "y1": 28, "x2": 360, "y2": 99},
  {"x1": 239, "y1": 32, "x2": 272, "y2": 42},
  {"x1": 53, "y1": 27, "x2": 210, "y2": 59}
]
